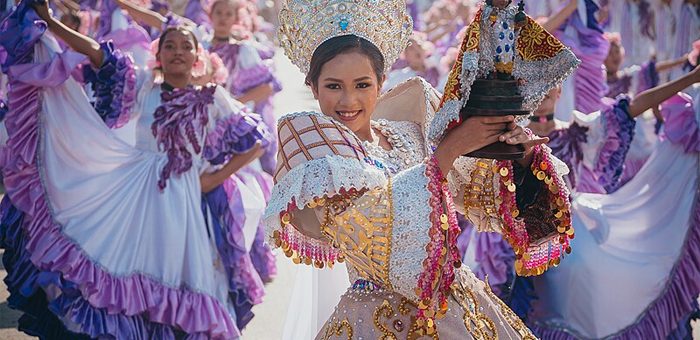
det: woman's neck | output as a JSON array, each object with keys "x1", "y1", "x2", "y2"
[
  {"x1": 162, "y1": 74, "x2": 191, "y2": 89},
  {"x1": 213, "y1": 32, "x2": 235, "y2": 43},
  {"x1": 528, "y1": 120, "x2": 556, "y2": 137},
  {"x1": 411, "y1": 63, "x2": 426, "y2": 72},
  {"x1": 354, "y1": 124, "x2": 374, "y2": 143}
]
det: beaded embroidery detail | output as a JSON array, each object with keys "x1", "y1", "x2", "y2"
[{"x1": 278, "y1": 0, "x2": 413, "y2": 75}]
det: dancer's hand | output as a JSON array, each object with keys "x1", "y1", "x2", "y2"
[
  {"x1": 433, "y1": 115, "x2": 514, "y2": 174},
  {"x1": 200, "y1": 142, "x2": 264, "y2": 193},
  {"x1": 29, "y1": 0, "x2": 104, "y2": 67},
  {"x1": 499, "y1": 125, "x2": 549, "y2": 167},
  {"x1": 237, "y1": 141, "x2": 266, "y2": 164}
]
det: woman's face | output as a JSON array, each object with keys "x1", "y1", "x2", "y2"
[
  {"x1": 210, "y1": 0, "x2": 239, "y2": 36},
  {"x1": 157, "y1": 29, "x2": 198, "y2": 77},
  {"x1": 533, "y1": 87, "x2": 561, "y2": 116},
  {"x1": 405, "y1": 43, "x2": 426, "y2": 70},
  {"x1": 311, "y1": 52, "x2": 383, "y2": 135}
]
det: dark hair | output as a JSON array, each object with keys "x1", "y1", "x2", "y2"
[
  {"x1": 157, "y1": 26, "x2": 199, "y2": 54},
  {"x1": 305, "y1": 35, "x2": 385, "y2": 87}
]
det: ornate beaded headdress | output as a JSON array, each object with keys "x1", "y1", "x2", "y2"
[{"x1": 278, "y1": 0, "x2": 413, "y2": 75}]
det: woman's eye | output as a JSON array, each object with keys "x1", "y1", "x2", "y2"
[
  {"x1": 356, "y1": 82, "x2": 371, "y2": 89},
  {"x1": 325, "y1": 84, "x2": 341, "y2": 90}
]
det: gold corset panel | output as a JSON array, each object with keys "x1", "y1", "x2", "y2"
[{"x1": 320, "y1": 186, "x2": 394, "y2": 290}]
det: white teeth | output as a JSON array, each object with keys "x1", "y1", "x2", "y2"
[{"x1": 337, "y1": 111, "x2": 360, "y2": 117}]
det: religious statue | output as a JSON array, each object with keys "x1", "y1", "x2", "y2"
[{"x1": 429, "y1": 0, "x2": 580, "y2": 160}]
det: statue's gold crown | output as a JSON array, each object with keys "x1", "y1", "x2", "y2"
[{"x1": 278, "y1": 0, "x2": 413, "y2": 75}]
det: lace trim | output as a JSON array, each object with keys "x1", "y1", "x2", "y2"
[
  {"x1": 513, "y1": 49, "x2": 580, "y2": 111},
  {"x1": 265, "y1": 154, "x2": 386, "y2": 218},
  {"x1": 276, "y1": 110, "x2": 326, "y2": 124},
  {"x1": 427, "y1": 50, "x2": 478, "y2": 144},
  {"x1": 264, "y1": 155, "x2": 388, "y2": 262},
  {"x1": 363, "y1": 119, "x2": 426, "y2": 173},
  {"x1": 388, "y1": 164, "x2": 432, "y2": 303}
]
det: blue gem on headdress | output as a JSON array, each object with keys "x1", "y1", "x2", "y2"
[
  {"x1": 505, "y1": 44, "x2": 510, "y2": 52},
  {"x1": 503, "y1": 21, "x2": 508, "y2": 29},
  {"x1": 496, "y1": 45, "x2": 502, "y2": 54},
  {"x1": 339, "y1": 18, "x2": 349, "y2": 31},
  {"x1": 499, "y1": 32, "x2": 505, "y2": 40}
]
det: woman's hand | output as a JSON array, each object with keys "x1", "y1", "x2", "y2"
[
  {"x1": 498, "y1": 124, "x2": 549, "y2": 167},
  {"x1": 433, "y1": 115, "x2": 514, "y2": 174},
  {"x1": 200, "y1": 142, "x2": 265, "y2": 193},
  {"x1": 236, "y1": 141, "x2": 266, "y2": 166},
  {"x1": 434, "y1": 116, "x2": 549, "y2": 174},
  {"x1": 30, "y1": 0, "x2": 104, "y2": 67}
]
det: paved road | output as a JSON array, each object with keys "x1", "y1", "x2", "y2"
[{"x1": 1, "y1": 50, "x2": 699, "y2": 339}]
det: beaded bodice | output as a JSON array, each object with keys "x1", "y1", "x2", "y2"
[
  {"x1": 318, "y1": 118, "x2": 427, "y2": 288},
  {"x1": 321, "y1": 187, "x2": 394, "y2": 289},
  {"x1": 362, "y1": 119, "x2": 426, "y2": 174}
]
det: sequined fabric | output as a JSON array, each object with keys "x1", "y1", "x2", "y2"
[
  {"x1": 318, "y1": 268, "x2": 535, "y2": 339},
  {"x1": 316, "y1": 119, "x2": 536, "y2": 338},
  {"x1": 265, "y1": 112, "x2": 560, "y2": 338}
]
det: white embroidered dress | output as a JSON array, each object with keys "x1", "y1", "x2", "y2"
[{"x1": 265, "y1": 78, "x2": 571, "y2": 339}]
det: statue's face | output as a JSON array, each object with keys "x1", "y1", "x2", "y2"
[{"x1": 492, "y1": 0, "x2": 510, "y2": 9}]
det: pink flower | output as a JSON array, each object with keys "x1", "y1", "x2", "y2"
[
  {"x1": 147, "y1": 39, "x2": 161, "y2": 70},
  {"x1": 208, "y1": 52, "x2": 229, "y2": 84},
  {"x1": 191, "y1": 46, "x2": 207, "y2": 78}
]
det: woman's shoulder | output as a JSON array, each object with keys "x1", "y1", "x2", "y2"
[
  {"x1": 276, "y1": 112, "x2": 368, "y2": 166},
  {"x1": 277, "y1": 110, "x2": 325, "y2": 123},
  {"x1": 267, "y1": 111, "x2": 388, "y2": 222},
  {"x1": 375, "y1": 77, "x2": 441, "y2": 138}
]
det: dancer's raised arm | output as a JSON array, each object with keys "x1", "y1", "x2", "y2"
[{"x1": 32, "y1": 1, "x2": 103, "y2": 66}]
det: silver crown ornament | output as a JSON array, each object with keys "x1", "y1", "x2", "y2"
[{"x1": 278, "y1": 0, "x2": 413, "y2": 75}]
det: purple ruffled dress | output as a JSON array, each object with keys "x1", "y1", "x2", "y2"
[
  {"x1": 553, "y1": 0, "x2": 609, "y2": 115},
  {"x1": 209, "y1": 40, "x2": 282, "y2": 176},
  {"x1": 458, "y1": 96, "x2": 638, "y2": 318},
  {"x1": 0, "y1": 3, "x2": 274, "y2": 338},
  {"x1": 183, "y1": 0, "x2": 210, "y2": 29},
  {"x1": 93, "y1": 0, "x2": 152, "y2": 67},
  {"x1": 606, "y1": 58, "x2": 661, "y2": 187},
  {"x1": 529, "y1": 91, "x2": 700, "y2": 340}
]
